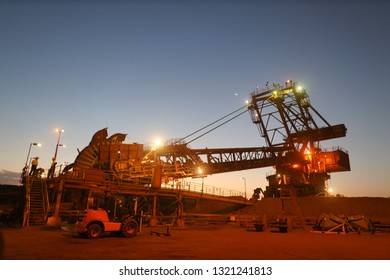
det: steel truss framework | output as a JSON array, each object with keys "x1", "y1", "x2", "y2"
[
  {"x1": 30, "y1": 81, "x2": 352, "y2": 228},
  {"x1": 65, "y1": 81, "x2": 350, "y2": 197}
]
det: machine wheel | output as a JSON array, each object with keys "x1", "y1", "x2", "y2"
[
  {"x1": 121, "y1": 217, "x2": 138, "y2": 238},
  {"x1": 87, "y1": 223, "x2": 103, "y2": 239}
]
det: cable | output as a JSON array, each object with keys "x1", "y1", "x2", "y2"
[{"x1": 178, "y1": 105, "x2": 248, "y2": 145}]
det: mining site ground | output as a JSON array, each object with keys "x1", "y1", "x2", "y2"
[
  {"x1": 1, "y1": 196, "x2": 389, "y2": 260},
  {"x1": 1, "y1": 222, "x2": 389, "y2": 260}
]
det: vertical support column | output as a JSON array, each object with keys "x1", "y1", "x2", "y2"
[
  {"x1": 149, "y1": 195, "x2": 158, "y2": 227},
  {"x1": 176, "y1": 193, "x2": 185, "y2": 227},
  {"x1": 47, "y1": 179, "x2": 64, "y2": 228},
  {"x1": 22, "y1": 177, "x2": 31, "y2": 227},
  {"x1": 87, "y1": 189, "x2": 93, "y2": 209}
]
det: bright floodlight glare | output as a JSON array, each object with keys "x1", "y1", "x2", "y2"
[{"x1": 154, "y1": 139, "x2": 162, "y2": 147}]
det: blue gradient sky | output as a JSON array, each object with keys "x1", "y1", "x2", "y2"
[{"x1": 1, "y1": 0, "x2": 389, "y2": 197}]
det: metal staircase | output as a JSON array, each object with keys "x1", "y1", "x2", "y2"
[
  {"x1": 280, "y1": 187, "x2": 305, "y2": 230},
  {"x1": 23, "y1": 177, "x2": 48, "y2": 226}
]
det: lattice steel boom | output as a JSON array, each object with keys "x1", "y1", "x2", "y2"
[{"x1": 65, "y1": 81, "x2": 350, "y2": 197}]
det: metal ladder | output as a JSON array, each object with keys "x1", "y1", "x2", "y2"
[{"x1": 280, "y1": 187, "x2": 305, "y2": 230}]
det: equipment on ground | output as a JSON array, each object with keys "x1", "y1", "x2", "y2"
[
  {"x1": 77, "y1": 208, "x2": 139, "y2": 239},
  {"x1": 77, "y1": 195, "x2": 140, "y2": 239},
  {"x1": 312, "y1": 213, "x2": 375, "y2": 234}
]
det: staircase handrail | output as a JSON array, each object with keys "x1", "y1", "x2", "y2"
[{"x1": 41, "y1": 179, "x2": 51, "y2": 223}]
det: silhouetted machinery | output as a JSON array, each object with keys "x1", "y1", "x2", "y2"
[
  {"x1": 66, "y1": 81, "x2": 350, "y2": 197},
  {"x1": 247, "y1": 80, "x2": 350, "y2": 197}
]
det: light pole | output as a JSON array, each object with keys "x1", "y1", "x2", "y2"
[
  {"x1": 49, "y1": 129, "x2": 65, "y2": 179},
  {"x1": 53, "y1": 128, "x2": 64, "y2": 162},
  {"x1": 241, "y1": 177, "x2": 247, "y2": 200},
  {"x1": 22, "y1": 142, "x2": 41, "y2": 181},
  {"x1": 25, "y1": 142, "x2": 41, "y2": 168}
]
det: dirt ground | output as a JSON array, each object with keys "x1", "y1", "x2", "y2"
[
  {"x1": 1, "y1": 196, "x2": 389, "y2": 260},
  {"x1": 1, "y1": 223, "x2": 389, "y2": 260}
]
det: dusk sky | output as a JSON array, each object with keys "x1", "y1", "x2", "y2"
[{"x1": 1, "y1": 0, "x2": 389, "y2": 197}]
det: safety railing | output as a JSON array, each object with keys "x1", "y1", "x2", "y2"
[
  {"x1": 41, "y1": 180, "x2": 51, "y2": 222},
  {"x1": 161, "y1": 181, "x2": 245, "y2": 198},
  {"x1": 58, "y1": 169, "x2": 246, "y2": 199}
]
